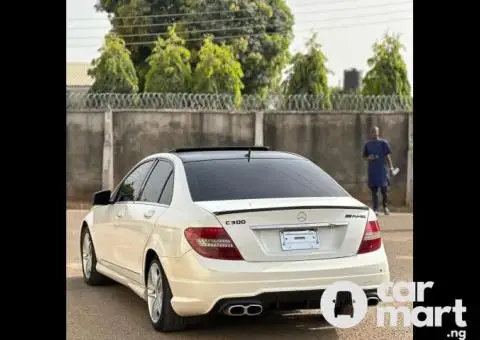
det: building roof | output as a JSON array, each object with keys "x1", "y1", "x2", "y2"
[{"x1": 67, "y1": 62, "x2": 94, "y2": 86}]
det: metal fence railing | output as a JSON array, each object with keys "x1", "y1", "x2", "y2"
[{"x1": 66, "y1": 92, "x2": 413, "y2": 113}]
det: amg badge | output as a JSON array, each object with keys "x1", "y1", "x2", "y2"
[{"x1": 345, "y1": 214, "x2": 366, "y2": 219}]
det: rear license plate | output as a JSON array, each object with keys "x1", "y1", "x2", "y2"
[{"x1": 280, "y1": 230, "x2": 320, "y2": 251}]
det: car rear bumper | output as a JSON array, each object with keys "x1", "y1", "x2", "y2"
[
  {"x1": 161, "y1": 246, "x2": 390, "y2": 317},
  {"x1": 210, "y1": 288, "x2": 381, "y2": 316}
]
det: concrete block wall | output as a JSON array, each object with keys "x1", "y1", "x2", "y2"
[{"x1": 67, "y1": 110, "x2": 412, "y2": 206}]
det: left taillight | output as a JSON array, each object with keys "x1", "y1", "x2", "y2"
[{"x1": 184, "y1": 227, "x2": 243, "y2": 261}]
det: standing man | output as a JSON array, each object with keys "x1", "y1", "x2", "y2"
[{"x1": 363, "y1": 126, "x2": 395, "y2": 215}]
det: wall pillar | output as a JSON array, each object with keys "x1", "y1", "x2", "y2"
[
  {"x1": 254, "y1": 111, "x2": 264, "y2": 146},
  {"x1": 102, "y1": 106, "x2": 114, "y2": 191}
]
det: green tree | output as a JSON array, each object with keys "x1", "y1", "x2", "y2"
[
  {"x1": 88, "y1": 33, "x2": 139, "y2": 93},
  {"x1": 192, "y1": 38, "x2": 244, "y2": 105},
  {"x1": 95, "y1": 0, "x2": 161, "y2": 91},
  {"x1": 95, "y1": 0, "x2": 294, "y2": 95},
  {"x1": 144, "y1": 26, "x2": 192, "y2": 92},
  {"x1": 283, "y1": 33, "x2": 331, "y2": 107},
  {"x1": 362, "y1": 32, "x2": 411, "y2": 96}
]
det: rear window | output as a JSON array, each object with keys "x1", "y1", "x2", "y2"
[{"x1": 183, "y1": 158, "x2": 349, "y2": 201}]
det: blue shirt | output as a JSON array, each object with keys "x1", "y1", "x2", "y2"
[{"x1": 363, "y1": 139, "x2": 392, "y2": 188}]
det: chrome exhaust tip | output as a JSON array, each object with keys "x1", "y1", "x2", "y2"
[
  {"x1": 223, "y1": 303, "x2": 264, "y2": 316},
  {"x1": 246, "y1": 304, "x2": 263, "y2": 316},
  {"x1": 224, "y1": 305, "x2": 246, "y2": 316}
]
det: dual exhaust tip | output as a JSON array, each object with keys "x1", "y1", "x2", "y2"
[
  {"x1": 223, "y1": 296, "x2": 379, "y2": 316},
  {"x1": 224, "y1": 304, "x2": 263, "y2": 316}
]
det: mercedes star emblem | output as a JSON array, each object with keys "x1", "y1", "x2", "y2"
[{"x1": 297, "y1": 211, "x2": 307, "y2": 222}]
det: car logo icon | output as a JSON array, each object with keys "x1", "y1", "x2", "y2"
[
  {"x1": 320, "y1": 281, "x2": 368, "y2": 329},
  {"x1": 333, "y1": 291, "x2": 355, "y2": 318},
  {"x1": 297, "y1": 211, "x2": 307, "y2": 222}
]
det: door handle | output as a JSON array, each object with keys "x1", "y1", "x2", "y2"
[
  {"x1": 116, "y1": 211, "x2": 124, "y2": 218},
  {"x1": 144, "y1": 210, "x2": 155, "y2": 219}
]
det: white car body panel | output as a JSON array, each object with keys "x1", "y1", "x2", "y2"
[
  {"x1": 166, "y1": 244, "x2": 389, "y2": 316},
  {"x1": 81, "y1": 151, "x2": 391, "y2": 317},
  {"x1": 196, "y1": 196, "x2": 371, "y2": 262}
]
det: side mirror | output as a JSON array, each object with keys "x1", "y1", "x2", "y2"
[{"x1": 92, "y1": 190, "x2": 111, "y2": 206}]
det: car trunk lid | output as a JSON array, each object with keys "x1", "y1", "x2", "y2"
[{"x1": 195, "y1": 197, "x2": 370, "y2": 262}]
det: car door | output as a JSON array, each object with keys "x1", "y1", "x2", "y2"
[
  {"x1": 102, "y1": 160, "x2": 156, "y2": 273},
  {"x1": 90, "y1": 203, "x2": 115, "y2": 263},
  {"x1": 114, "y1": 159, "x2": 174, "y2": 283}
]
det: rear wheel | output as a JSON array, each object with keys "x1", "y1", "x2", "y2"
[
  {"x1": 80, "y1": 227, "x2": 111, "y2": 285},
  {"x1": 147, "y1": 257, "x2": 188, "y2": 332}
]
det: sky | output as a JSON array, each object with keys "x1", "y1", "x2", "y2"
[{"x1": 66, "y1": 0, "x2": 413, "y2": 89}]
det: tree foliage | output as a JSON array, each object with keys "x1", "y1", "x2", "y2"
[
  {"x1": 192, "y1": 37, "x2": 244, "y2": 105},
  {"x1": 95, "y1": 0, "x2": 294, "y2": 96},
  {"x1": 88, "y1": 33, "x2": 139, "y2": 93},
  {"x1": 95, "y1": 0, "x2": 157, "y2": 91},
  {"x1": 362, "y1": 32, "x2": 411, "y2": 96},
  {"x1": 283, "y1": 33, "x2": 331, "y2": 107},
  {"x1": 144, "y1": 26, "x2": 192, "y2": 92}
]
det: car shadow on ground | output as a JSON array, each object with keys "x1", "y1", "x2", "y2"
[{"x1": 67, "y1": 276, "x2": 339, "y2": 339}]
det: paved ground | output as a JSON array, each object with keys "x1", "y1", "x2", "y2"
[{"x1": 67, "y1": 210, "x2": 413, "y2": 340}]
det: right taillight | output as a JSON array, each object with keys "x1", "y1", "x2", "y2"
[
  {"x1": 184, "y1": 227, "x2": 244, "y2": 261},
  {"x1": 357, "y1": 220, "x2": 382, "y2": 254}
]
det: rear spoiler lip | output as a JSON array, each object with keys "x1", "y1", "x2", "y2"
[{"x1": 212, "y1": 205, "x2": 369, "y2": 216}]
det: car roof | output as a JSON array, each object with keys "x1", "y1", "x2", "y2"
[{"x1": 168, "y1": 147, "x2": 304, "y2": 163}]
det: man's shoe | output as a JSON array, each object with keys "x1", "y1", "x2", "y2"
[
  {"x1": 384, "y1": 207, "x2": 390, "y2": 215},
  {"x1": 374, "y1": 210, "x2": 379, "y2": 216}
]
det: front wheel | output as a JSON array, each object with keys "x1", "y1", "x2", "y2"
[
  {"x1": 80, "y1": 227, "x2": 111, "y2": 285},
  {"x1": 146, "y1": 257, "x2": 189, "y2": 332}
]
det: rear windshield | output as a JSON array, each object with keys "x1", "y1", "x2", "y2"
[{"x1": 183, "y1": 158, "x2": 349, "y2": 202}]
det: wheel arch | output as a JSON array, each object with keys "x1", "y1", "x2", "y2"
[
  {"x1": 80, "y1": 211, "x2": 96, "y2": 243},
  {"x1": 81, "y1": 220, "x2": 89, "y2": 233},
  {"x1": 143, "y1": 249, "x2": 177, "y2": 305},
  {"x1": 144, "y1": 249, "x2": 158, "y2": 284}
]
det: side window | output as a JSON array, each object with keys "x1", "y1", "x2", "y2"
[
  {"x1": 116, "y1": 161, "x2": 154, "y2": 202},
  {"x1": 159, "y1": 173, "x2": 174, "y2": 205},
  {"x1": 139, "y1": 160, "x2": 173, "y2": 203}
]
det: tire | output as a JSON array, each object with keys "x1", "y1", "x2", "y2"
[
  {"x1": 146, "y1": 256, "x2": 189, "y2": 332},
  {"x1": 80, "y1": 227, "x2": 111, "y2": 285}
]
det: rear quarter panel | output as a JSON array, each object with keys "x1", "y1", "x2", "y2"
[
  {"x1": 144, "y1": 156, "x2": 223, "y2": 258},
  {"x1": 143, "y1": 204, "x2": 220, "y2": 263}
]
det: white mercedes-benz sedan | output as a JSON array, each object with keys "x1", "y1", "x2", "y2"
[{"x1": 80, "y1": 146, "x2": 390, "y2": 332}]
